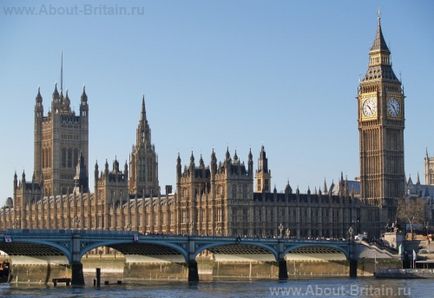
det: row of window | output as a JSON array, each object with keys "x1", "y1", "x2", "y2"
[
  {"x1": 62, "y1": 148, "x2": 79, "y2": 168},
  {"x1": 42, "y1": 147, "x2": 52, "y2": 168},
  {"x1": 181, "y1": 209, "x2": 224, "y2": 224}
]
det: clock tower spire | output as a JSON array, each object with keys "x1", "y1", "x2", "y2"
[{"x1": 358, "y1": 16, "x2": 405, "y2": 227}]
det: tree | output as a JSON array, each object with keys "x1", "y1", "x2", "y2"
[{"x1": 396, "y1": 196, "x2": 430, "y2": 240}]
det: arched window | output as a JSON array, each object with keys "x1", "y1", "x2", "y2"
[
  {"x1": 62, "y1": 148, "x2": 66, "y2": 168},
  {"x1": 68, "y1": 148, "x2": 73, "y2": 168},
  {"x1": 42, "y1": 148, "x2": 45, "y2": 168},
  {"x1": 44, "y1": 148, "x2": 48, "y2": 168},
  {"x1": 48, "y1": 147, "x2": 52, "y2": 167}
]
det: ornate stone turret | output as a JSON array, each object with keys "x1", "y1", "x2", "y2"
[
  {"x1": 128, "y1": 96, "x2": 160, "y2": 197},
  {"x1": 424, "y1": 148, "x2": 434, "y2": 185},
  {"x1": 62, "y1": 89, "x2": 71, "y2": 113},
  {"x1": 33, "y1": 63, "x2": 89, "y2": 196},
  {"x1": 210, "y1": 149, "x2": 217, "y2": 178},
  {"x1": 73, "y1": 152, "x2": 89, "y2": 194},
  {"x1": 51, "y1": 83, "x2": 60, "y2": 113},
  {"x1": 94, "y1": 161, "x2": 99, "y2": 186},
  {"x1": 13, "y1": 172, "x2": 18, "y2": 192},
  {"x1": 176, "y1": 153, "x2": 182, "y2": 183},
  {"x1": 285, "y1": 180, "x2": 292, "y2": 195},
  {"x1": 34, "y1": 87, "x2": 43, "y2": 184},
  {"x1": 248, "y1": 148, "x2": 253, "y2": 177},
  {"x1": 96, "y1": 158, "x2": 128, "y2": 205},
  {"x1": 80, "y1": 86, "x2": 88, "y2": 117},
  {"x1": 255, "y1": 146, "x2": 271, "y2": 193}
]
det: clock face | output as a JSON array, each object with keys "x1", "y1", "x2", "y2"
[
  {"x1": 362, "y1": 97, "x2": 377, "y2": 118},
  {"x1": 387, "y1": 98, "x2": 400, "y2": 118}
]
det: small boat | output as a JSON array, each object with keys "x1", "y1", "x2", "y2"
[{"x1": 0, "y1": 261, "x2": 10, "y2": 283}]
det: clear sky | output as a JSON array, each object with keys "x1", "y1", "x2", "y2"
[{"x1": 0, "y1": 0, "x2": 433, "y2": 203}]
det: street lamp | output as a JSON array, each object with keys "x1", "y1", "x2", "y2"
[
  {"x1": 278, "y1": 223, "x2": 284, "y2": 239},
  {"x1": 190, "y1": 220, "x2": 194, "y2": 235},
  {"x1": 73, "y1": 217, "x2": 80, "y2": 230},
  {"x1": 285, "y1": 228, "x2": 291, "y2": 239},
  {"x1": 348, "y1": 225, "x2": 354, "y2": 241},
  {"x1": 13, "y1": 218, "x2": 19, "y2": 229}
]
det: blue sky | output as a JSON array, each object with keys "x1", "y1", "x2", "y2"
[{"x1": 0, "y1": 0, "x2": 433, "y2": 203}]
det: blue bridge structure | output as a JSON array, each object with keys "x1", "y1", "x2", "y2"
[{"x1": 0, "y1": 229, "x2": 390, "y2": 286}]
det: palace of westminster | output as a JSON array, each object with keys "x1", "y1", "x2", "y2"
[{"x1": 1, "y1": 18, "x2": 434, "y2": 239}]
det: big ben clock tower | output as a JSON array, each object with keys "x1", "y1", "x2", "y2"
[{"x1": 358, "y1": 16, "x2": 405, "y2": 222}]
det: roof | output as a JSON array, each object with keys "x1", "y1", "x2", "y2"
[
  {"x1": 370, "y1": 18, "x2": 390, "y2": 53},
  {"x1": 332, "y1": 180, "x2": 361, "y2": 196},
  {"x1": 363, "y1": 65, "x2": 398, "y2": 81}
]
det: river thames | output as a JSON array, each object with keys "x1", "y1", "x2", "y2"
[{"x1": 0, "y1": 278, "x2": 433, "y2": 298}]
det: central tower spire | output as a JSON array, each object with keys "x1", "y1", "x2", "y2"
[
  {"x1": 129, "y1": 96, "x2": 160, "y2": 197},
  {"x1": 141, "y1": 95, "x2": 147, "y2": 123}
]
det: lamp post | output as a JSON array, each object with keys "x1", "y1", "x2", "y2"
[
  {"x1": 73, "y1": 217, "x2": 80, "y2": 230},
  {"x1": 285, "y1": 228, "x2": 291, "y2": 239},
  {"x1": 348, "y1": 225, "x2": 354, "y2": 242},
  {"x1": 408, "y1": 216, "x2": 415, "y2": 240},
  {"x1": 278, "y1": 223, "x2": 284, "y2": 239},
  {"x1": 190, "y1": 220, "x2": 194, "y2": 235}
]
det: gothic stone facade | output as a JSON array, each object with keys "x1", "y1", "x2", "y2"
[
  {"x1": 1, "y1": 146, "x2": 376, "y2": 238},
  {"x1": 34, "y1": 85, "x2": 89, "y2": 197},
  {"x1": 1, "y1": 18, "x2": 405, "y2": 238},
  {"x1": 357, "y1": 17, "x2": 406, "y2": 228},
  {"x1": 425, "y1": 150, "x2": 434, "y2": 186}
]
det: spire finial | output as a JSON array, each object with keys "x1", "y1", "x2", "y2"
[
  {"x1": 53, "y1": 83, "x2": 59, "y2": 100},
  {"x1": 141, "y1": 95, "x2": 146, "y2": 122},
  {"x1": 36, "y1": 86, "x2": 42, "y2": 102},
  {"x1": 81, "y1": 85, "x2": 87, "y2": 102},
  {"x1": 370, "y1": 10, "x2": 390, "y2": 53},
  {"x1": 377, "y1": 8, "x2": 381, "y2": 24},
  {"x1": 60, "y1": 51, "x2": 64, "y2": 93}
]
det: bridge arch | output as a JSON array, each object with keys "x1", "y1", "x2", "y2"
[
  {"x1": 283, "y1": 243, "x2": 350, "y2": 260},
  {"x1": 0, "y1": 239, "x2": 72, "y2": 262},
  {"x1": 193, "y1": 241, "x2": 279, "y2": 260},
  {"x1": 79, "y1": 239, "x2": 189, "y2": 262}
]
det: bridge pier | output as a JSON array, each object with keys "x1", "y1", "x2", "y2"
[
  {"x1": 71, "y1": 233, "x2": 84, "y2": 286},
  {"x1": 278, "y1": 258, "x2": 288, "y2": 280},
  {"x1": 349, "y1": 259, "x2": 358, "y2": 278},
  {"x1": 71, "y1": 261, "x2": 85, "y2": 286},
  {"x1": 187, "y1": 260, "x2": 199, "y2": 282}
]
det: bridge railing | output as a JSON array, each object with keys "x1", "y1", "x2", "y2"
[{"x1": 0, "y1": 229, "x2": 349, "y2": 244}]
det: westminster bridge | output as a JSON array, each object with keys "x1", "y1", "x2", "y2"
[{"x1": 0, "y1": 229, "x2": 394, "y2": 286}]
